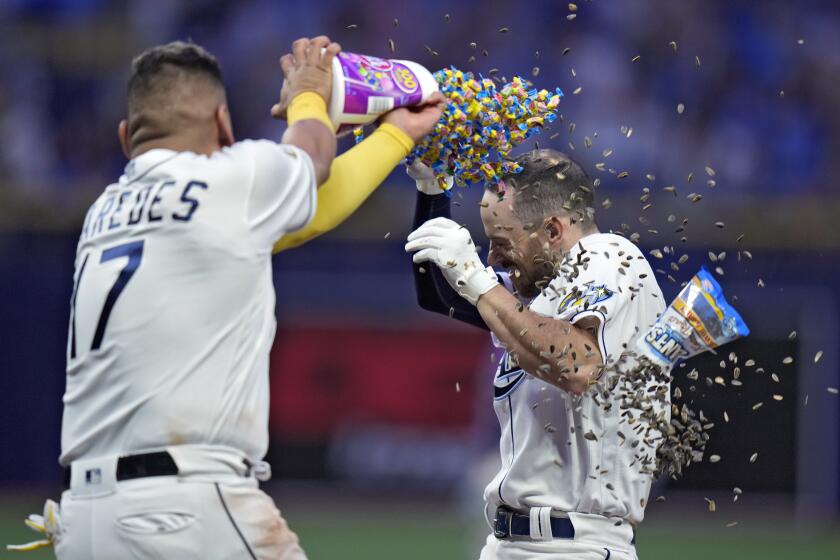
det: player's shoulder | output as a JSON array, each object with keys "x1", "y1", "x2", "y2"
[
  {"x1": 219, "y1": 139, "x2": 306, "y2": 162},
  {"x1": 551, "y1": 232, "x2": 656, "y2": 295},
  {"x1": 576, "y1": 232, "x2": 643, "y2": 259},
  {"x1": 561, "y1": 232, "x2": 639, "y2": 277}
]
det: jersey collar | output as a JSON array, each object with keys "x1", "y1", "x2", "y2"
[{"x1": 119, "y1": 149, "x2": 180, "y2": 185}]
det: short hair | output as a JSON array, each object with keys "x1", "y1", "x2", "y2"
[
  {"x1": 494, "y1": 149, "x2": 597, "y2": 229},
  {"x1": 127, "y1": 41, "x2": 224, "y2": 115}
]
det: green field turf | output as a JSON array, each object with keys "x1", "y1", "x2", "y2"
[{"x1": 1, "y1": 493, "x2": 838, "y2": 559}]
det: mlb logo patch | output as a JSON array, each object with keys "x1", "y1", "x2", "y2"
[{"x1": 85, "y1": 467, "x2": 102, "y2": 485}]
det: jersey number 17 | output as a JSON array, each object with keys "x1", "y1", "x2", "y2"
[{"x1": 69, "y1": 240, "x2": 145, "y2": 360}]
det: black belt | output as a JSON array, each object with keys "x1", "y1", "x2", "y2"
[
  {"x1": 63, "y1": 451, "x2": 178, "y2": 490},
  {"x1": 493, "y1": 507, "x2": 636, "y2": 544},
  {"x1": 493, "y1": 507, "x2": 575, "y2": 540}
]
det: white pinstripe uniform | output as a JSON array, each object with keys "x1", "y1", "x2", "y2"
[
  {"x1": 57, "y1": 140, "x2": 316, "y2": 560},
  {"x1": 480, "y1": 232, "x2": 667, "y2": 560}
]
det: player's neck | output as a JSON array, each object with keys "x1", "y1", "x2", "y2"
[
  {"x1": 129, "y1": 135, "x2": 222, "y2": 160},
  {"x1": 558, "y1": 227, "x2": 600, "y2": 256}
]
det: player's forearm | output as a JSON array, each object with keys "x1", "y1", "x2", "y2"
[
  {"x1": 273, "y1": 123, "x2": 413, "y2": 253},
  {"x1": 281, "y1": 92, "x2": 337, "y2": 185},
  {"x1": 411, "y1": 191, "x2": 489, "y2": 329},
  {"x1": 476, "y1": 285, "x2": 601, "y2": 394}
]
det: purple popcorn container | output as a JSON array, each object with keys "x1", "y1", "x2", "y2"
[{"x1": 328, "y1": 51, "x2": 439, "y2": 134}]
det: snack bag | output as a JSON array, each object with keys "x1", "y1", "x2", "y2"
[{"x1": 637, "y1": 267, "x2": 750, "y2": 368}]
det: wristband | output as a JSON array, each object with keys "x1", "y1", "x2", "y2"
[{"x1": 287, "y1": 92, "x2": 335, "y2": 133}]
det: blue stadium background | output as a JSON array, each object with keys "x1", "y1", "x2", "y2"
[{"x1": 0, "y1": 1, "x2": 838, "y2": 558}]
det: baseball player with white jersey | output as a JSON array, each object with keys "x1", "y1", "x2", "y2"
[
  {"x1": 13, "y1": 37, "x2": 444, "y2": 560},
  {"x1": 406, "y1": 150, "x2": 668, "y2": 560}
]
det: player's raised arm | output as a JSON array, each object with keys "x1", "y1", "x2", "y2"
[
  {"x1": 277, "y1": 36, "x2": 339, "y2": 185},
  {"x1": 406, "y1": 151, "x2": 631, "y2": 395},
  {"x1": 272, "y1": 93, "x2": 445, "y2": 253},
  {"x1": 405, "y1": 161, "x2": 491, "y2": 330}
]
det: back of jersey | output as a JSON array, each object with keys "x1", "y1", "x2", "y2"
[{"x1": 60, "y1": 141, "x2": 315, "y2": 465}]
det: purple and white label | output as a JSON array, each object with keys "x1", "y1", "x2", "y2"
[{"x1": 336, "y1": 52, "x2": 424, "y2": 117}]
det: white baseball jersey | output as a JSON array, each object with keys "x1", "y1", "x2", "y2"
[
  {"x1": 60, "y1": 140, "x2": 316, "y2": 466},
  {"x1": 485, "y1": 232, "x2": 667, "y2": 524}
]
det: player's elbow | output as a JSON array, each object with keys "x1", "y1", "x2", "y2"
[
  {"x1": 528, "y1": 362, "x2": 598, "y2": 396},
  {"x1": 563, "y1": 364, "x2": 601, "y2": 396},
  {"x1": 416, "y1": 292, "x2": 444, "y2": 314}
]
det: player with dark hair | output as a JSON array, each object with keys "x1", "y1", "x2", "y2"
[
  {"x1": 18, "y1": 38, "x2": 445, "y2": 560},
  {"x1": 406, "y1": 150, "x2": 666, "y2": 560}
]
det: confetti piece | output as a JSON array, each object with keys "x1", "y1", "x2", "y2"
[
  {"x1": 828, "y1": 387, "x2": 838, "y2": 395},
  {"x1": 814, "y1": 351, "x2": 823, "y2": 363},
  {"x1": 404, "y1": 68, "x2": 563, "y2": 189},
  {"x1": 749, "y1": 452, "x2": 758, "y2": 463}
]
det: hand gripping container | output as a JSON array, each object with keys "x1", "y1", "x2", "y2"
[{"x1": 328, "y1": 51, "x2": 438, "y2": 134}]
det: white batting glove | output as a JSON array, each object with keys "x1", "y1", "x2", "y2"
[
  {"x1": 407, "y1": 159, "x2": 453, "y2": 195},
  {"x1": 405, "y1": 217, "x2": 498, "y2": 305}
]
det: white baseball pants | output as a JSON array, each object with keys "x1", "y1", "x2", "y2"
[{"x1": 54, "y1": 446, "x2": 306, "y2": 560}]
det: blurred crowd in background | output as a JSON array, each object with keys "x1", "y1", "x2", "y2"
[
  {"x1": 2, "y1": 0, "x2": 839, "y2": 215},
  {"x1": 1, "y1": 0, "x2": 839, "y2": 538}
]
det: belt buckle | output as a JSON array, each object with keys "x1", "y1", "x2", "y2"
[{"x1": 493, "y1": 509, "x2": 511, "y2": 539}]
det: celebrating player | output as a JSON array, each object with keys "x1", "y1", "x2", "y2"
[
  {"x1": 41, "y1": 38, "x2": 443, "y2": 560},
  {"x1": 405, "y1": 151, "x2": 666, "y2": 560}
]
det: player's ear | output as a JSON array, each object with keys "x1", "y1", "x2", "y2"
[
  {"x1": 118, "y1": 119, "x2": 131, "y2": 159},
  {"x1": 544, "y1": 216, "x2": 564, "y2": 244},
  {"x1": 215, "y1": 104, "x2": 234, "y2": 148}
]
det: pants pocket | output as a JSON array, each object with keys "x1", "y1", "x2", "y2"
[
  {"x1": 116, "y1": 511, "x2": 196, "y2": 534},
  {"x1": 114, "y1": 510, "x2": 202, "y2": 560}
]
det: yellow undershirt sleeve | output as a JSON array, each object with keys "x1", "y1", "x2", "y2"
[
  {"x1": 273, "y1": 122, "x2": 414, "y2": 253},
  {"x1": 286, "y1": 91, "x2": 334, "y2": 132}
]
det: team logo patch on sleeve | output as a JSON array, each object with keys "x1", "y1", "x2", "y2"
[{"x1": 557, "y1": 284, "x2": 614, "y2": 317}]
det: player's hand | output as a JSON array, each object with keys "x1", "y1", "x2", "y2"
[
  {"x1": 405, "y1": 217, "x2": 498, "y2": 305},
  {"x1": 381, "y1": 91, "x2": 445, "y2": 143},
  {"x1": 271, "y1": 36, "x2": 341, "y2": 119},
  {"x1": 406, "y1": 159, "x2": 453, "y2": 195}
]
